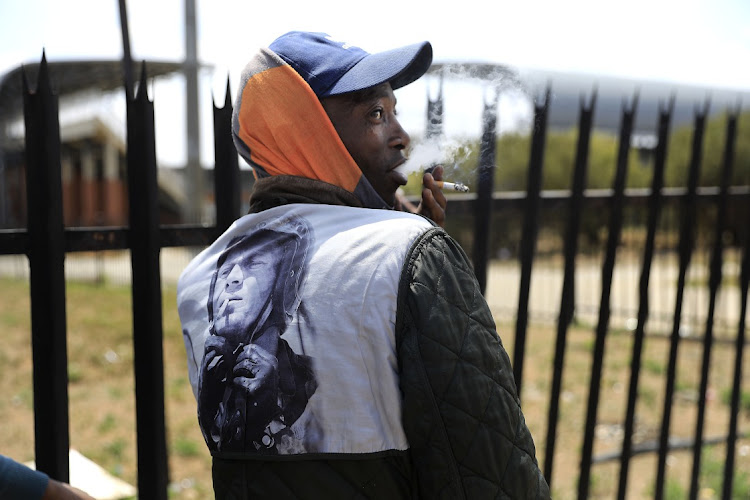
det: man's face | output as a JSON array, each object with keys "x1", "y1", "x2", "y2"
[
  {"x1": 321, "y1": 82, "x2": 410, "y2": 206},
  {"x1": 211, "y1": 245, "x2": 279, "y2": 344}
]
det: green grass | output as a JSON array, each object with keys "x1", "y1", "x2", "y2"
[
  {"x1": 1, "y1": 274, "x2": 748, "y2": 499},
  {"x1": 720, "y1": 387, "x2": 750, "y2": 413},
  {"x1": 700, "y1": 447, "x2": 750, "y2": 500},
  {"x1": 0, "y1": 277, "x2": 212, "y2": 495},
  {"x1": 173, "y1": 438, "x2": 201, "y2": 457},
  {"x1": 662, "y1": 479, "x2": 687, "y2": 500}
]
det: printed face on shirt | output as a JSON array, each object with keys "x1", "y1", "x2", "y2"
[
  {"x1": 211, "y1": 243, "x2": 281, "y2": 345},
  {"x1": 320, "y1": 82, "x2": 411, "y2": 206}
]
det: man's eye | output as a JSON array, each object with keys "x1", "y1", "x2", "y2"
[
  {"x1": 241, "y1": 262, "x2": 260, "y2": 273},
  {"x1": 371, "y1": 109, "x2": 383, "y2": 119}
]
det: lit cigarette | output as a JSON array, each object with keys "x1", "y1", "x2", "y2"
[
  {"x1": 218, "y1": 298, "x2": 229, "y2": 315},
  {"x1": 435, "y1": 180, "x2": 470, "y2": 193}
]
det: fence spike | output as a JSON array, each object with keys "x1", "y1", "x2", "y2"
[
  {"x1": 21, "y1": 65, "x2": 30, "y2": 94},
  {"x1": 224, "y1": 74, "x2": 232, "y2": 108},
  {"x1": 135, "y1": 60, "x2": 149, "y2": 101},
  {"x1": 36, "y1": 52, "x2": 51, "y2": 95},
  {"x1": 23, "y1": 50, "x2": 70, "y2": 483}
]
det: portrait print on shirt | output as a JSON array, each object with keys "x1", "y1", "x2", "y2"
[{"x1": 198, "y1": 214, "x2": 317, "y2": 454}]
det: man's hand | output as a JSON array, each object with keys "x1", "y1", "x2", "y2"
[
  {"x1": 43, "y1": 479, "x2": 95, "y2": 500},
  {"x1": 202, "y1": 335, "x2": 228, "y2": 374},
  {"x1": 416, "y1": 165, "x2": 447, "y2": 228},
  {"x1": 233, "y1": 343, "x2": 279, "y2": 398}
]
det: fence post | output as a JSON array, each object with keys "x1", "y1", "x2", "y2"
[
  {"x1": 654, "y1": 100, "x2": 707, "y2": 500},
  {"x1": 23, "y1": 53, "x2": 70, "y2": 482},
  {"x1": 513, "y1": 86, "x2": 550, "y2": 394},
  {"x1": 724, "y1": 172, "x2": 750, "y2": 499},
  {"x1": 577, "y1": 92, "x2": 640, "y2": 500},
  {"x1": 126, "y1": 64, "x2": 169, "y2": 499},
  {"x1": 617, "y1": 95, "x2": 677, "y2": 500},
  {"x1": 472, "y1": 93, "x2": 498, "y2": 294},
  {"x1": 689, "y1": 108, "x2": 738, "y2": 500},
  {"x1": 544, "y1": 90, "x2": 596, "y2": 484}
]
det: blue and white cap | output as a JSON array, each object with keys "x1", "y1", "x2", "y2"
[{"x1": 268, "y1": 31, "x2": 433, "y2": 97}]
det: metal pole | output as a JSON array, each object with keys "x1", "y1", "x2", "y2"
[
  {"x1": 127, "y1": 66, "x2": 169, "y2": 499},
  {"x1": 23, "y1": 54, "x2": 70, "y2": 483},
  {"x1": 472, "y1": 90, "x2": 498, "y2": 294},
  {"x1": 185, "y1": 0, "x2": 202, "y2": 223},
  {"x1": 544, "y1": 90, "x2": 596, "y2": 484},
  {"x1": 214, "y1": 78, "x2": 241, "y2": 232},
  {"x1": 654, "y1": 100, "x2": 707, "y2": 500},
  {"x1": 117, "y1": 0, "x2": 134, "y2": 101},
  {"x1": 514, "y1": 86, "x2": 550, "y2": 394}
]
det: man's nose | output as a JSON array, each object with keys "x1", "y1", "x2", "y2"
[
  {"x1": 226, "y1": 263, "x2": 243, "y2": 289},
  {"x1": 390, "y1": 116, "x2": 410, "y2": 151}
]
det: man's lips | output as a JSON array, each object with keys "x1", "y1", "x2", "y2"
[
  {"x1": 389, "y1": 160, "x2": 409, "y2": 186},
  {"x1": 218, "y1": 296, "x2": 242, "y2": 315}
]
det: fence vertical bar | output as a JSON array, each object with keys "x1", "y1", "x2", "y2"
[
  {"x1": 214, "y1": 78, "x2": 241, "y2": 233},
  {"x1": 473, "y1": 94, "x2": 498, "y2": 294},
  {"x1": 117, "y1": 0, "x2": 134, "y2": 102},
  {"x1": 23, "y1": 54, "x2": 70, "y2": 482},
  {"x1": 617, "y1": 95, "x2": 677, "y2": 499},
  {"x1": 544, "y1": 90, "x2": 596, "y2": 485},
  {"x1": 689, "y1": 110, "x2": 737, "y2": 500},
  {"x1": 126, "y1": 65, "x2": 169, "y2": 499},
  {"x1": 723, "y1": 181, "x2": 750, "y2": 499},
  {"x1": 654, "y1": 101, "x2": 708, "y2": 500},
  {"x1": 513, "y1": 86, "x2": 550, "y2": 393},
  {"x1": 577, "y1": 92, "x2": 639, "y2": 500}
]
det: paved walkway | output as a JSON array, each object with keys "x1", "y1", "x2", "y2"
[{"x1": 1, "y1": 249, "x2": 746, "y2": 336}]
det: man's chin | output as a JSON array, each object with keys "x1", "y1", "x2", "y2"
[{"x1": 388, "y1": 168, "x2": 408, "y2": 186}]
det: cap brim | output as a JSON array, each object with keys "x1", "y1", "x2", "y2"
[{"x1": 320, "y1": 41, "x2": 432, "y2": 97}]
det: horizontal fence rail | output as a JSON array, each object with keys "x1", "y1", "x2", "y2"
[{"x1": 0, "y1": 54, "x2": 748, "y2": 499}]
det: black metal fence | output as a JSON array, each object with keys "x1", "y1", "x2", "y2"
[{"x1": 1, "y1": 56, "x2": 748, "y2": 499}]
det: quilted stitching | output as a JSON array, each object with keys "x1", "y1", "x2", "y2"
[{"x1": 397, "y1": 229, "x2": 550, "y2": 499}]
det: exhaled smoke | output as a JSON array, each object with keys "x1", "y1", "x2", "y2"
[{"x1": 399, "y1": 137, "x2": 470, "y2": 176}]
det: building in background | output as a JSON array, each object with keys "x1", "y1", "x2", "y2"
[{"x1": 0, "y1": 59, "x2": 188, "y2": 229}]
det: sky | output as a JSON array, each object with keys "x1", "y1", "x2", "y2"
[{"x1": 1, "y1": 0, "x2": 749, "y2": 167}]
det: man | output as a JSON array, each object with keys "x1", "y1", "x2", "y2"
[
  {"x1": 0, "y1": 455, "x2": 95, "y2": 500},
  {"x1": 178, "y1": 31, "x2": 549, "y2": 498},
  {"x1": 199, "y1": 219, "x2": 316, "y2": 453}
]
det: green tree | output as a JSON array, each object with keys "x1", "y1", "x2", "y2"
[
  {"x1": 405, "y1": 109, "x2": 748, "y2": 196},
  {"x1": 665, "y1": 110, "x2": 750, "y2": 187}
]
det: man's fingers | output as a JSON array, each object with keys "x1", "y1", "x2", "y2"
[
  {"x1": 236, "y1": 343, "x2": 276, "y2": 365},
  {"x1": 204, "y1": 335, "x2": 225, "y2": 350},
  {"x1": 233, "y1": 345, "x2": 279, "y2": 396},
  {"x1": 431, "y1": 165, "x2": 444, "y2": 182},
  {"x1": 422, "y1": 188, "x2": 446, "y2": 227},
  {"x1": 233, "y1": 343, "x2": 278, "y2": 394},
  {"x1": 419, "y1": 167, "x2": 447, "y2": 228}
]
